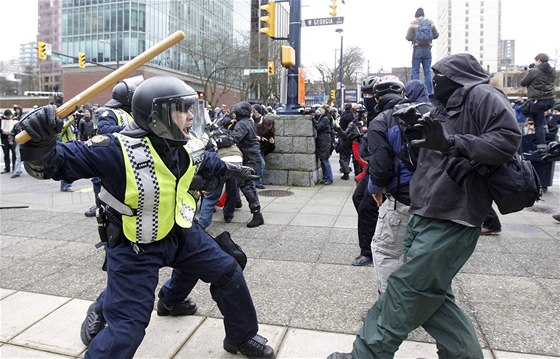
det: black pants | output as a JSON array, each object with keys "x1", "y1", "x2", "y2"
[
  {"x1": 239, "y1": 161, "x2": 260, "y2": 213},
  {"x1": 339, "y1": 139, "x2": 352, "y2": 175},
  {"x1": 1, "y1": 136, "x2": 15, "y2": 172},
  {"x1": 351, "y1": 172, "x2": 379, "y2": 257}
]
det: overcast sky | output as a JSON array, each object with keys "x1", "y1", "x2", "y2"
[{"x1": 2, "y1": 0, "x2": 559, "y2": 81}]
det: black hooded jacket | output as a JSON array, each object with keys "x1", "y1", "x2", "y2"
[
  {"x1": 520, "y1": 62, "x2": 556, "y2": 100},
  {"x1": 410, "y1": 53, "x2": 521, "y2": 226},
  {"x1": 229, "y1": 115, "x2": 261, "y2": 165}
]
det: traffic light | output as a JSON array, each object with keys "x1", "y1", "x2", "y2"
[
  {"x1": 330, "y1": 90, "x2": 336, "y2": 99},
  {"x1": 78, "y1": 52, "x2": 86, "y2": 68},
  {"x1": 38, "y1": 41, "x2": 47, "y2": 60},
  {"x1": 329, "y1": 0, "x2": 337, "y2": 17},
  {"x1": 267, "y1": 61, "x2": 275, "y2": 76},
  {"x1": 259, "y1": 0, "x2": 276, "y2": 38}
]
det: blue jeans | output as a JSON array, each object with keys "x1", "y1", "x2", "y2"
[
  {"x1": 60, "y1": 180, "x2": 73, "y2": 191},
  {"x1": 198, "y1": 176, "x2": 239, "y2": 229},
  {"x1": 257, "y1": 152, "x2": 266, "y2": 186},
  {"x1": 411, "y1": 47, "x2": 433, "y2": 94},
  {"x1": 320, "y1": 158, "x2": 333, "y2": 182}
]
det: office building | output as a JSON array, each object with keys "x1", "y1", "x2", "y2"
[
  {"x1": 38, "y1": 0, "x2": 251, "y2": 105},
  {"x1": 499, "y1": 39, "x2": 515, "y2": 70},
  {"x1": 436, "y1": 0, "x2": 501, "y2": 73}
]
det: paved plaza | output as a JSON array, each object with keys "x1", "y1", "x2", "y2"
[{"x1": 0, "y1": 156, "x2": 559, "y2": 359}]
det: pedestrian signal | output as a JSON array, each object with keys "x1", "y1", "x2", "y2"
[
  {"x1": 38, "y1": 41, "x2": 47, "y2": 60},
  {"x1": 267, "y1": 61, "x2": 275, "y2": 76},
  {"x1": 259, "y1": 1, "x2": 276, "y2": 38},
  {"x1": 79, "y1": 52, "x2": 86, "y2": 68}
]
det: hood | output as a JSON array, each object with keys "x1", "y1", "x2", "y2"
[
  {"x1": 536, "y1": 62, "x2": 555, "y2": 74},
  {"x1": 405, "y1": 80, "x2": 430, "y2": 103},
  {"x1": 432, "y1": 53, "x2": 489, "y2": 109}
]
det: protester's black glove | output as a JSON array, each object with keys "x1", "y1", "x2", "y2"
[
  {"x1": 18, "y1": 105, "x2": 62, "y2": 162},
  {"x1": 393, "y1": 104, "x2": 423, "y2": 127},
  {"x1": 410, "y1": 114, "x2": 455, "y2": 153},
  {"x1": 224, "y1": 162, "x2": 259, "y2": 181}
]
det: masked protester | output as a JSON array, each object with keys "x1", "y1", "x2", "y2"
[
  {"x1": 16, "y1": 76, "x2": 274, "y2": 359},
  {"x1": 329, "y1": 53, "x2": 520, "y2": 359}
]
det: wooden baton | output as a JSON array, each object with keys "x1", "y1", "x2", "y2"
[{"x1": 15, "y1": 30, "x2": 185, "y2": 144}]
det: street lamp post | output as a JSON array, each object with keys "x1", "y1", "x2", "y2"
[
  {"x1": 335, "y1": 28, "x2": 344, "y2": 109},
  {"x1": 100, "y1": 39, "x2": 119, "y2": 69}
]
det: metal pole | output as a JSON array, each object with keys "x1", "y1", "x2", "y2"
[
  {"x1": 285, "y1": 0, "x2": 301, "y2": 113},
  {"x1": 337, "y1": 30, "x2": 344, "y2": 109}
]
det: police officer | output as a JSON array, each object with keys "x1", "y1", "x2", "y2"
[
  {"x1": 18, "y1": 76, "x2": 275, "y2": 359},
  {"x1": 80, "y1": 76, "x2": 199, "y2": 347}
]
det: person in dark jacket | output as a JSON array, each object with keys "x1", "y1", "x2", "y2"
[
  {"x1": 329, "y1": 53, "x2": 520, "y2": 359},
  {"x1": 338, "y1": 103, "x2": 354, "y2": 179},
  {"x1": 229, "y1": 101, "x2": 265, "y2": 227},
  {"x1": 311, "y1": 105, "x2": 334, "y2": 185},
  {"x1": 366, "y1": 76, "x2": 430, "y2": 295},
  {"x1": 78, "y1": 108, "x2": 96, "y2": 141},
  {"x1": 521, "y1": 53, "x2": 556, "y2": 153},
  {"x1": 253, "y1": 104, "x2": 275, "y2": 189}
]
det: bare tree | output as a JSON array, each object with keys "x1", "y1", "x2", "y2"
[
  {"x1": 315, "y1": 46, "x2": 366, "y2": 98},
  {"x1": 183, "y1": 34, "x2": 252, "y2": 107}
]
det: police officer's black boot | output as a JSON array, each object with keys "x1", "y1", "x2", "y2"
[
  {"x1": 223, "y1": 334, "x2": 275, "y2": 358},
  {"x1": 156, "y1": 298, "x2": 197, "y2": 316},
  {"x1": 80, "y1": 301, "x2": 106, "y2": 346},
  {"x1": 247, "y1": 204, "x2": 264, "y2": 228}
]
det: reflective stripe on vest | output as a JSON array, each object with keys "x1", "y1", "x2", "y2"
[
  {"x1": 115, "y1": 133, "x2": 196, "y2": 243},
  {"x1": 109, "y1": 108, "x2": 134, "y2": 127}
]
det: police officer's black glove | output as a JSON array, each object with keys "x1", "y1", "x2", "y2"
[
  {"x1": 224, "y1": 162, "x2": 259, "y2": 181},
  {"x1": 18, "y1": 105, "x2": 62, "y2": 162},
  {"x1": 410, "y1": 114, "x2": 455, "y2": 154}
]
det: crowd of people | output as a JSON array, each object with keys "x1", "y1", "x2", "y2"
[{"x1": 5, "y1": 8, "x2": 559, "y2": 355}]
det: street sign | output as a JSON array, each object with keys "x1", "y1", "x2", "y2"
[
  {"x1": 243, "y1": 68, "x2": 268, "y2": 75},
  {"x1": 303, "y1": 17, "x2": 344, "y2": 27}
]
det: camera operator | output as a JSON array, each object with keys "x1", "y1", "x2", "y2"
[{"x1": 521, "y1": 53, "x2": 556, "y2": 154}]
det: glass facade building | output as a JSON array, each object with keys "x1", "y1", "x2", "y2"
[{"x1": 60, "y1": 0, "x2": 250, "y2": 85}]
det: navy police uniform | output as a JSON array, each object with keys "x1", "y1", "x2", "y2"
[{"x1": 42, "y1": 134, "x2": 259, "y2": 358}]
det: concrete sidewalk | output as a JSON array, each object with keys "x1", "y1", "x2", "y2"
[{"x1": 1, "y1": 157, "x2": 559, "y2": 359}]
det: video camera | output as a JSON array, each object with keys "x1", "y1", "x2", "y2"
[{"x1": 392, "y1": 103, "x2": 433, "y2": 127}]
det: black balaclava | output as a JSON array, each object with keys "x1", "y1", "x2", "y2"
[
  {"x1": 432, "y1": 74, "x2": 463, "y2": 106},
  {"x1": 363, "y1": 93, "x2": 376, "y2": 113}
]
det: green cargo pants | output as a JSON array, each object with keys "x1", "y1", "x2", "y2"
[{"x1": 353, "y1": 215, "x2": 484, "y2": 359}]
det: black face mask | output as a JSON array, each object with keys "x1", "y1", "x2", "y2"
[
  {"x1": 364, "y1": 97, "x2": 377, "y2": 112},
  {"x1": 433, "y1": 75, "x2": 462, "y2": 105}
]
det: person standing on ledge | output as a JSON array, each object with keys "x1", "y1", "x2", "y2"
[{"x1": 406, "y1": 7, "x2": 439, "y2": 95}]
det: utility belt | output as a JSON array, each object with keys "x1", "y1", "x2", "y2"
[{"x1": 95, "y1": 204, "x2": 124, "y2": 249}]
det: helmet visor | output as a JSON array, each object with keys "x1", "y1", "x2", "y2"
[
  {"x1": 188, "y1": 100, "x2": 210, "y2": 141},
  {"x1": 150, "y1": 94, "x2": 198, "y2": 141}
]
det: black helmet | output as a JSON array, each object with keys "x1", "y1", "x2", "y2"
[
  {"x1": 231, "y1": 101, "x2": 253, "y2": 119},
  {"x1": 106, "y1": 76, "x2": 144, "y2": 108},
  {"x1": 373, "y1": 75, "x2": 405, "y2": 97},
  {"x1": 361, "y1": 76, "x2": 379, "y2": 92},
  {"x1": 132, "y1": 76, "x2": 198, "y2": 142}
]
